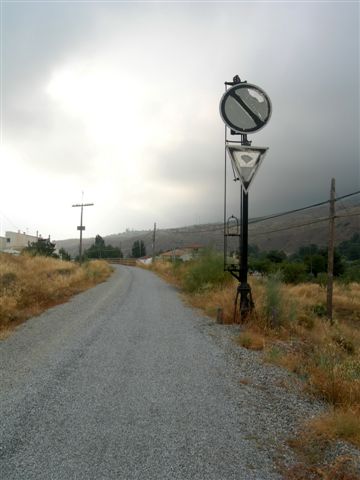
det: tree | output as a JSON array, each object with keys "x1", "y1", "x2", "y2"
[
  {"x1": 290, "y1": 244, "x2": 319, "y2": 262},
  {"x1": 266, "y1": 250, "x2": 287, "y2": 264},
  {"x1": 304, "y1": 254, "x2": 326, "y2": 277},
  {"x1": 84, "y1": 234, "x2": 123, "y2": 259},
  {"x1": 316, "y1": 248, "x2": 345, "y2": 277},
  {"x1": 131, "y1": 240, "x2": 146, "y2": 258},
  {"x1": 249, "y1": 258, "x2": 272, "y2": 275},
  {"x1": 94, "y1": 235, "x2": 105, "y2": 249},
  {"x1": 103, "y1": 245, "x2": 123, "y2": 259},
  {"x1": 280, "y1": 262, "x2": 307, "y2": 284},
  {"x1": 23, "y1": 238, "x2": 57, "y2": 257},
  {"x1": 338, "y1": 234, "x2": 360, "y2": 261},
  {"x1": 297, "y1": 244, "x2": 319, "y2": 258},
  {"x1": 59, "y1": 247, "x2": 71, "y2": 261}
]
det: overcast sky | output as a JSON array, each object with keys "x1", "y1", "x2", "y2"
[{"x1": 1, "y1": 1, "x2": 359, "y2": 241}]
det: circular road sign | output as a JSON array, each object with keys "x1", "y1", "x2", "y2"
[{"x1": 219, "y1": 83, "x2": 272, "y2": 134}]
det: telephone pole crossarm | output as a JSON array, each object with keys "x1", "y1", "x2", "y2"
[{"x1": 72, "y1": 203, "x2": 94, "y2": 208}]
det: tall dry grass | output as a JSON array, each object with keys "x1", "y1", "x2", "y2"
[
  {"x1": 0, "y1": 253, "x2": 112, "y2": 337},
  {"x1": 246, "y1": 279, "x2": 360, "y2": 449}
]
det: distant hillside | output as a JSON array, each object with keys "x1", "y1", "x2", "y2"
[{"x1": 56, "y1": 202, "x2": 359, "y2": 258}]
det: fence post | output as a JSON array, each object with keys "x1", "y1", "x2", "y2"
[{"x1": 327, "y1": 178, "x2": 335, "y2": 325}]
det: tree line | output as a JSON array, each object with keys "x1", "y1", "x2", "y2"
[
  {"x1": 22, "y1": 235, "x2": 147, "y2": 261},
  {"x1": 22, "y1": 232, "x2": 359, "y2": 284},
  {"x1": 247, "y1": 233, "x2": 360, "y2": 283}
]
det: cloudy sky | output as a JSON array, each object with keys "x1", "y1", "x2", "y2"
[{"x1": 1, "y1": 1, "x2": 359, "y2": 241}]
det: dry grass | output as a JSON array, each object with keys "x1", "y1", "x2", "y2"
[
  {"x1": 186, "y1": 282, "x2": 238, "y2": 324},
  {"x1": 284, "y1": 423, "x2": 360, "y2": 479},
  {"x1": 0, "y1": 253, "x2": 112, "y2": 338},
  {"x1": 309, "y1": 408, "x2": 360, "y2": 447}
]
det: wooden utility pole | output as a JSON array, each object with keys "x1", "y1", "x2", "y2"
[
  {"x1": 327, "y1": 178, "x2": 335, "y2": 324},
  {"x1": 152, "y1": 222, "x2": 157, "y2": 264},
  {"x1": 72, "y1": 202, "x2": 94, "y2": 263}
]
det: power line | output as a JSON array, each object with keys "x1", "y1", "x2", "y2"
[
  {"x1": 249, "y1": 212, "x2": 359, "y2": 237},
  {"x1": 336, "y1": 191, "x2": 360, "y2": 201},
  {"x1": 154, "y1": 190, "x2": 360, "y2": 236},
  {"x1": 250, "y1": 217, "x2": 330, "y2": 236},
  {"x1": 165, "y1": 226, "x2": 223, "y2": 235},
  {"x1": 249, "y1": 190, "x2": 360, "y2": 225},
  {"x1": 335, "y1": 212, "x2": 360, "y2": 219}
]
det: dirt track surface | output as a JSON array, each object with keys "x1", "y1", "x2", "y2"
[{"x1": 0, "y1": 266, "x2": 325, "y2": 479}]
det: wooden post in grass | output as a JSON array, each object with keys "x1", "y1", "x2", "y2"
[
  {"x1": 327, "y1": 178, "x2": 335, "y2": 325},
  {"x1": 152, "y1": 222, "x2": 156, "y2": 264}
]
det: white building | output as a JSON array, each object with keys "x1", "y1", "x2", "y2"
[
  {"x1": 0, "y1": 231, "x2": 40, "y2": 254},
  {"x1": 0, "y1": 236, "x2": 7, "y2": 251},
  {"x1": 137, "y1": 256, "x2": 153, "y2": 265}
]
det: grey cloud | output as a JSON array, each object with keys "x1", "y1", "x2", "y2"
[{"x1": 2, "y1": 1, "x2": 359, "y2": 238}]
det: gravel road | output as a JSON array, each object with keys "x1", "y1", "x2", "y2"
[{"x1": 0, "y1": 266, "x2": 333, "y2": 479}]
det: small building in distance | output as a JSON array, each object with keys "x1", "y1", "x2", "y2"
[
  {"x1": 160, "y1": 244, "x2": 203, "y2": 262},
  {"x1": 0, "y1": 231, "x2": 41, "y2": 254},
  {"x1": 0, "y1": 236, "x2": 7, "y2": 251},
  {"x1": 136, "y1": 255, "x2": 153, "y2": 266}
]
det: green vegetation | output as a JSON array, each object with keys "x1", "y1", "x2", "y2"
[
  {"x1": 280, "y1": 262, "x2": 307, "y2": 284},
  {"x1": 84, "y1": 234, "x2": 123, "y2": 260},
  {"x1": 23, "y1": 237, "x2": 57, "y2": 257},
  {"x1": 131, "y1": 240, "x2": 146, "y2": 258},
  {"x1": 338, "y1": 233, "x2": 360, "y2": 261},
  {"x1": 248, "y1": 234, "x2": 360, "y2": 284},
  {"x1": 183, "y1": 250, "x2": 232, "y2": 293},
  {"x1": 59, "y1": 248, "x2": 71, "y2": 261}
]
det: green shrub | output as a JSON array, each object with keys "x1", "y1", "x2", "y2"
[
  {"x1": 280, "y1": 262, "x2": 307, "y2": 284},
  {"x1": 183, "y1": 250, "x2": 231, "y2": 293},
  {"x1": 316, "y1": 272, "x2": 328, "y2": 289},
  {"x1": 249, "y1": 258, "x2": 272, "y2": 275},
  {"x1": 340, "y1": 261, "x2": 360, "y2": 283}
]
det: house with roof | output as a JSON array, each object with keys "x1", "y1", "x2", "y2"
[{"x1": 160, "y1": 244, "x2": 204, "y2": 262}]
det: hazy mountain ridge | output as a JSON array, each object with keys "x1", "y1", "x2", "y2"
[{"x1": 56, "y1": 202, "x2": 360, "y2": 258}]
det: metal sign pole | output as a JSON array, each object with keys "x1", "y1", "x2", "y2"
[
  {"x1": 238, "y1": 189, "x2": 253, "y2": 316},
  {"x1": 219, "y1": 75, "x2": 271, "y2": 322}
]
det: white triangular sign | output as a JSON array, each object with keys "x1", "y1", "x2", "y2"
[{"x1": 226, "y1": 144, "x2": 268, "y2": 192}]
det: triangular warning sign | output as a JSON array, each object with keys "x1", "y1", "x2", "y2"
[{"x1": 226, "y1": 144, "x2": 268, "y2": 192}]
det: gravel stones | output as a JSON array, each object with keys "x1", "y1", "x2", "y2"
[{"x1": 1, "y1": 266, "x2": 359, "y2": 479}]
